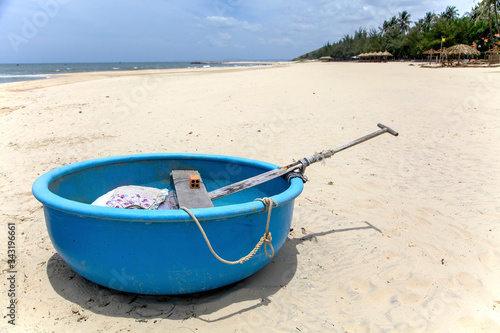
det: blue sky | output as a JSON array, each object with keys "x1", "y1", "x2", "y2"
[{"x1": 0, "y1": 0, "x2": 476, "y2": 63}]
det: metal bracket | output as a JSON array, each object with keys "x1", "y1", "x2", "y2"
[
  {"x1": 285, "y1": 161, "x2": 309, "y2": 183},
  {"x1": 286, "y1": 172, "x2": 308, "y2": 183}
]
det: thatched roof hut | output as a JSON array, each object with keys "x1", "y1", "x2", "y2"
[
  {"x1": 444, "y1": 44, "x2": 480, "y2": 65},
  {"x1": 444, "y1": 44, "x2": 480, "y2": 56},
  {"x1": 358, "y1": 51, "x2": 392, "y2": 62},
  {"x1": 486, "y1": 46, "x2": 500, "y2": 65},
  {"x1": 422, "y1": 49, "x2": 437, "y2": 55},
  {"x1": 485, "y1": 45, "x2": 500, "y2": 54},
  {"x1": 422, "y1": 49, "x2": 439, "y2": 64}
]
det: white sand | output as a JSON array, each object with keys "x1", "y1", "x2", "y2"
[{"x1": 1, "y1": 62, "x2": 499, "y2": 332}]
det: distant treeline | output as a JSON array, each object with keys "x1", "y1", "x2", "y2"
[{"x1": 294, "y1": 2, "x2": 500, "y2": 61}]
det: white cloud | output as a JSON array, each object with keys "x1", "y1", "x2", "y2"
[
  {"x1": 218, "y1": 32, "x2": 232, "y2": 41},
  {"x1": 208, "y1": 32, "x2": 232, "y2": 47},
  {"x1": 259, "y1": 37, "x2": 294, "y2": 46},
  {"x1": 272, "y1": 37, "x2": 294, "y2": 46},
  {"x1": 204, "y1": 16, "x2": 261, "y2": 31}
]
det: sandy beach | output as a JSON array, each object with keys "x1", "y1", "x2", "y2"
[{"x1": 1, "y1": 62, "x2": 499, "y2": 332}]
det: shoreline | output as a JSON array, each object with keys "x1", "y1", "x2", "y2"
[
  {"x1": 3, "y1": 59, "x2": 499, "y2": 88},
  {"x1": 0, "y1": 61, "x2": 288, "y2": 86},
  {"x1": 0, "y1": 63, "x2": 288, "y2": 91}
]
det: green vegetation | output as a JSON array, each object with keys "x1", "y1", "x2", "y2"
[{"x1": 295, "y1": 2, "x2": 500, "y2": 61}]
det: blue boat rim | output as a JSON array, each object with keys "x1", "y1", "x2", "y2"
[{"x1": 32, "y1": 153, "x2": 304, "y2": 223}]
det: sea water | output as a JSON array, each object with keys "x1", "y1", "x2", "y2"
[{"x1": 0, "y1": 62, "x2": 255, "y2": 84}]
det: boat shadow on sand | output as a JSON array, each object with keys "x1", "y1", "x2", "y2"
[{"x1": 46, "y1": 222, "x2": 380, "y2": 322}]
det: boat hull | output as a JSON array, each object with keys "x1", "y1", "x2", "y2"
[{"x1": 32, "y1": 153, "x2": 303, "y2": 295}]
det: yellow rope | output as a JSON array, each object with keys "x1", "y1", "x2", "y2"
[
  {"x1": 179, "y1": 197, "x2": 277, "y2": 265},
  {"x1": 254, "y1": 197, "x2": 277, "y2": 258}
]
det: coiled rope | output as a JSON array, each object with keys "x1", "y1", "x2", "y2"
[{"x1": 179, "y1": 197, "x2": 277, "y2": 265}]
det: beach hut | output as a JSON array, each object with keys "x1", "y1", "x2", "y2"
[
  {"x1": 444, "y1": 44, "x2": 480, "y2": 65},
  {"x1": 358, "y1": 51, "x2": 391, "y2": 63},
  {"x1": 486, "y1": 45, "x2": 500, "y2": 65},
  {"x1": 365, "y1": 52, "x2": 376, "y2": 62},
  {"x1": 381, "y1": 50, "x2": 393, "y2": 57},
  {"x1": 358, "y1": 53, "x2": 369, "y2": 62},
  {"x1": 381, "y1": 50, "x2": 393, "y2": 63},
  {"x1": 319, "y1": 56, "x2": 332, "y2": 62},
  {"x1": 423, "y1": 49, "x2": 438, "y2": 64}
]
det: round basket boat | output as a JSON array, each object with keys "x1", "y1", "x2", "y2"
[{"x1": 32, "y1": 153, "x2": 303, "y2": 295}]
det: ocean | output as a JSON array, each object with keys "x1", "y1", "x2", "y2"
[{"x1": 0, "y1": 62, "x2": 258, "y2": 85}]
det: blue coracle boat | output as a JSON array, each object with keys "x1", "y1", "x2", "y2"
[{"x1": 32, "y1": 153, "x2": 304, "y2": 295}]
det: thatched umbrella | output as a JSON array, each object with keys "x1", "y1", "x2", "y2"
[
  {"x1": 444, "y1": 44, "x2": 480, "y2": 64},
  {"x1": 374, "y1": 51, "x2": 383, "y2": 63},
  {"x1": 486, "y1": 45, "x2": 500, "y2": 65},
  {"x1": 319, "y1": 56, "x2": 332, "y2": 61},
  {"x1": 485, "y1": 45, "x2": 500, "y2": 53},
  {"x1": 423, "y1": 48, "x2": 437, "y2": 64},
  {"x1": 357, "y1": 53, "x2": 367, "y2": 62},
  {"x1": 365, "y1": 52, "x2": 376, "y2": 62},
  {"x1": 381, "y1": 50, "x2": 392, "y2": 62},
  {"x1": 445, "y1": 44, "x2": 480, "y2": 55}
]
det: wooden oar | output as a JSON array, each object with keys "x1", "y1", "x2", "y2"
[{"x1": 208, "y1": 123, "x2": 398, "y2": 201}]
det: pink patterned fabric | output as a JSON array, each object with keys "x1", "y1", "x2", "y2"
[{"x1": 105, "y1": 185, "x2": 168, "y2": 210}]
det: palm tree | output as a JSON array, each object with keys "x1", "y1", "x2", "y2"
[
  {"x1": 424, "y1": 12, "x2": 435, "y2": 25},
  {"x1": 379, "y1": 20, "x2": 390, "y2": 34},
  {"x1": 473, "y1": 0, "x2": 499, "y2": 44},
  {"x1": 380, "y1": 16, "x2": 398, "y2": 34},
  {"x1": 414, "y1": 18, "x2": 425, "y2": 32},
  {"x1": 398, "y1": 11, "x2": 412, "y2": 34},
  {"x1": 441, "y1": 6, "x2": 459, "y2": 21},
  {"x1": 420, "y1": 12, "x2": 436, "y2": 32},
  {"x1": 485, "y1": 0, "x2": 499, "y2": 34}
]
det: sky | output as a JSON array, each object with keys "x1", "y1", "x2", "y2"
[{"x1": 0, "y1": 0, "x2": 477, "y2": 63}]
